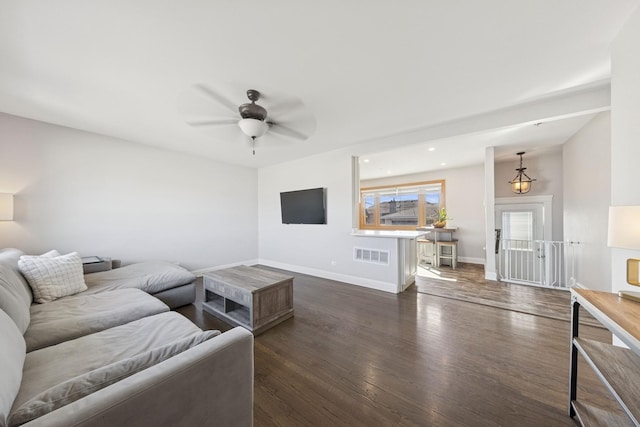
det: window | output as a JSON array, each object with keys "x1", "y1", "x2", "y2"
[
  {"x1": 501, "y1": 211, "x2": 533, "y2": 250},
  {"x1": 360, "y1": 180, "x2": 445, "y2": 230}
]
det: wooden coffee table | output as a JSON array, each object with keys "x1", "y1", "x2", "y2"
[{"x1": 202, "y1": 265, "x2": 294, "y2": 335}]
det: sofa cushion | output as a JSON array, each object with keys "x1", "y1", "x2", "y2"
[
  {"x1": 25, "y1": 288, "x2": 170, "y2": 352},
  {"x1": 0, "y1": 265, "x2": 31, "y2": 334},
  {"x1": 83, "y1": 261, "x2": 196, "y2": 295},
  {"x1": 8, "y1": 329, "x2": 220, "y2": 426},
  {"x1": 0, "y1": 248, "x2": 32, "y2": 306},
  {"x1": 12, "y1": 311, "x2": 202, "y2": 420},
  {"x1": 0, "y1": 309, "x2": 26, "y2": 427},
  {"x1": 18, "y1": 252, "x2": 87, "y2": 303}
]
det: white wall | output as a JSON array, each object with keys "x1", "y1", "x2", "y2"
[
  {"x1": 494, "y1": 148, "x2": 564, "y2": 241},
  {"x1": 611, "y1": 7, "x2": 640, "y2": 294},
  {"x1": 258, "y1": 149, "x2": 401, "y2": 292},
  {"x1": 361, "y1": 163, "x2": 486, "y2": 263},
  {"x1": 0, "y1": 113, "x2": 258, "y2": 270},
  {"x1": 562, "y1": 112, "x2": 611, "y2": 291}
]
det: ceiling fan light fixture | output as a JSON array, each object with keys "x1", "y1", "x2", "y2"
[{"x1": 238, "y1": 118, "x2": 268, "y2": 139}]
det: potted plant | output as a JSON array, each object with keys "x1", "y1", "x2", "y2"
[{"x1": 433, "y1": 207, "x2": 450, "y2": 228}]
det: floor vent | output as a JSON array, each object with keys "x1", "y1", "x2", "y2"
[{"x1": 354, "y1": 247, "x2": 390, "y2": 265}]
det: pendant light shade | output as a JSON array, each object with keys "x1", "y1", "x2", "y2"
[{"x1": 509, "y1": 152, "x2": 536, "y2": 194}]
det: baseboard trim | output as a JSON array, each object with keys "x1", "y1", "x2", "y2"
[
  {"x1": 258, "y1": 259, "x2": 399, "y2": 294},
  {"x1": 485, "y1": 271, "x2": 498, "y2": 281},
  {"x1": 573, "y1": 280, "x2": 586, "y2": 289},
  {"x1": 459, "y1": 257, "x2": 485, "y2": 265}
]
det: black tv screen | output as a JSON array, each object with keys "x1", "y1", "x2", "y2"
[{"x1": 280, "y1": 188, "x2": 326, "y2": 224}]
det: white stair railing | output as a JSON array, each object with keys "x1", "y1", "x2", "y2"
[{"x1": 497, "y1": 240, "x2": 579, "y2": 289}]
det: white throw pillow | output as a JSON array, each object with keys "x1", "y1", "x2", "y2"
[
  {"x1": 18, "y1": 252, "x2": 87, "y2": 303},
  {"x1": 40, "y1": 250, "x2": 61, "y2": 258}
]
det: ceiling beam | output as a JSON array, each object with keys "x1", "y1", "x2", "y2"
[{"x1": 352, "y1": 82, "x2": 611, "y2": 155}]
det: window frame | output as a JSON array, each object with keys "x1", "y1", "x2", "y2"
[{"x1": 359, "y1": 179, "x2": 446, "y2": 230}]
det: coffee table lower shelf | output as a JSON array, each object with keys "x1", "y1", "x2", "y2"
[
  {"x1": 203, "y1": 292, "x2": 293, "y2": 335},
  {"x1": 203, "y1": 292, "x2": 251, "y2": 326}
]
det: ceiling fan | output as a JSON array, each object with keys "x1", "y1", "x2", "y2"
[{"x1": 187, "y1": 85, "x2": 315, "y2": 155}]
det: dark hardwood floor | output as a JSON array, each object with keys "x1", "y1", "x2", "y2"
[
  {"x1": 178, "y1": 265, "x2": 616, "y2": 426},
  {"x1": 415, "y1": 263, "x2": 600, "y2": 327}
]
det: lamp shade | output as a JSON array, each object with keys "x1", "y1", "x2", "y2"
[
  {"x1": 0, "y1": 193, "x2": 14, "y2": 221},
  {"x1": 238, "y1": 118, "x2": 268, "y2": 139},
  {"x1": 511, "y1": 180, "x2": 531, "y2": 194},
  {"x1": 607, "y1": 206, "x2": 640, "y2": 250}
]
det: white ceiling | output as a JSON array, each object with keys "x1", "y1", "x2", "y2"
[
  {"x1": 1, "y1": 1, "x2": 638, "y2": 172},
  {"x1": 359, "y1": 113, "x2": 596, "y2": 180}
]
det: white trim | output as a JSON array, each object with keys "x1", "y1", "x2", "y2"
[
  {"x1": 573, "y1": 280, "x2": 587, "y2": 289},
  {"x1": 258, "y1": 259, "x2": 398, "y2": 294},
  {"x1": 495, "y1": 195, "x2": 553, "y2": 205},
  {"x1": 401, "y1": 275, "x2": 415, "y2": 292},
  {"x1": 485, "y1": 271, "x2": 498, "y2": 281},
  {"x1": 495, "y1": 194, "x2": 553, "y2": 241},
  {"x1": 459, "y1": 256, "x2": 485, "y2": 264}
]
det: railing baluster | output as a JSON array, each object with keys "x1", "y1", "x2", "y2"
[{"x1": 496, "y1": 240, "x2": 578, "y2": 290}]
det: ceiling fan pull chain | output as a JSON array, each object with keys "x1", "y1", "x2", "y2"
[{"x1": 252, "y1": 136, "x2": 256, "y2": 155}]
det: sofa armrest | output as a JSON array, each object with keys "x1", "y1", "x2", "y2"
[
  {"x1": 81, "y1": 257, "x2": 112, "y2": 274},
  {"x1": 24, "y1": 327, "x2": 254, "y2": 427}
]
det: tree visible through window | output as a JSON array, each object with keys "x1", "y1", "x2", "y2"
[{"x1": 360, "y1": 180, "x2": 445, "y2": 230}]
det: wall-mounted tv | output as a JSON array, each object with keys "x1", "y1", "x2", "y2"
[{"x1": 280, "y1": 187, "x2": 327, "y2": 224}]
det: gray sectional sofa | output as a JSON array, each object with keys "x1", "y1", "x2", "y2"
[
  {"x1": 0, "y1": 248, "x2": 254, "y2": 427},
  {"x1": 82, "y1": 260, "x2": 198, "y2": 309}
]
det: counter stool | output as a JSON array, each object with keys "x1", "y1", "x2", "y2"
[
  {"x1": 436, "y1": 240, "x2": 458, "y2": 269},
  {"x1": 416, "y1": 238, "x2": 436, "y2": 266}
]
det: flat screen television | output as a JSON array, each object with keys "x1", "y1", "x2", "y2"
[{"x1": 280, "y1": 187, "x2": 326, "y2": 224}]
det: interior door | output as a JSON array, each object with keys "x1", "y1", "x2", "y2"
[{"x1": 495, "y1": 203, "x2": 545, "y2": 284}]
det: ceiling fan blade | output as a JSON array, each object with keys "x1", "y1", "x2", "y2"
[
  {"x1": 265, "y1": 97, "x2": 305, "y2": 117},
  {"x1": 187, "y1": 119, "x2": 238, "y2": 127},
  {"x1": 267, "y1": 122, "x2": 309, "y2": 141},
  {"x1": 193, "y1": 84, "x2": 238, "y2": 114}
]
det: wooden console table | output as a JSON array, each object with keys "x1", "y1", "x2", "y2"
[
  {"x1": 569, "y1": 288, "x2": 640, "y2": 426},
  {"x1": 203, "y1": 265, "x2": 294, "y2": 335}
]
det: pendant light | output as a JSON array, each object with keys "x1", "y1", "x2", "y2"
[{"x1": 509, "y1": 152, "x2": 536, "y2": 194}]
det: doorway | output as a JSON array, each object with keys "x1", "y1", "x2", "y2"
[{"x1": 495, "y1": 196, "x2": 560, "y2": 287}]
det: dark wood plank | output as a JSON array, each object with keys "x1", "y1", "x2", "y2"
[
  {"x1": 178, "y1": 265, "x2": 618, "y2": 426},
  {"x1": 572, "y1": 400, "x2": 633, "y2": 427},
  {"x1": 416, "y1": 263, "x2": 601, "y2": 327},
  {"x1": 574, "y1": 338, "x2": 640, "y2": 424}
]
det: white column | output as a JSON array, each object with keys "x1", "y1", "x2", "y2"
[{"x1": 484, "y1": 147, "x2": 497, "y2": 280}]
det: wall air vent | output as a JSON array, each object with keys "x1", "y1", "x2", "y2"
[{"x1": 354, "y1": 247, "x2": 390, "y2": 265}]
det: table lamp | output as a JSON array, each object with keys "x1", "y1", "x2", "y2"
[{"x1": 608, "y1": 206, "x2": 640, "y2": 301}]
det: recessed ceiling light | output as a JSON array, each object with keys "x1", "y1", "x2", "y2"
[
  {"x1": 441, "y1": 162, "x2": 446, "y2": 166},
  {"x1": 428, "y1": 147, "x2": 436, "y2": 152},
  {"x1": 387, "y1": 170, "x2": 392, "y2": 175},
  {"x1": 362, "y1": 159, "x2": 370, "y2": 163}
]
